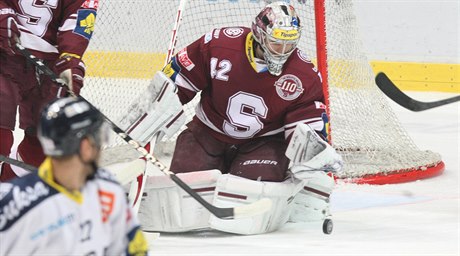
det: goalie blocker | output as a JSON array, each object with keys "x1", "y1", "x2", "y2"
[{"x1": 137, "y1": 124, "x2": 341, "y2": 235}]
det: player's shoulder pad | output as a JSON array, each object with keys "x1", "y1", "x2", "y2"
[
  {"x1": 0, "y1": 173, "x2": 58, "y2": 231},
  {"x1": 203, "y1": 27, "x2": 250, "y2": 45},
  {"x1": 95, "y1": 168, "x2": 121, "y2": 185}
]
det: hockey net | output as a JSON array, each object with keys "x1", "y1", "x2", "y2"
[{"x1": 81, "y1": 0, "x2": 444, "y2": 184}]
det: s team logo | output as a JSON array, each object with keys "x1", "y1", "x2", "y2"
[
  {"x1": 177, "y1": 48, "x2": 195, "y2": 71},
  {"x1": 274, "y1": 74, "x2": 304, "y2": 101},
  {"x1": 223, "y1": 28, "x2": 244, "y2": 38}
]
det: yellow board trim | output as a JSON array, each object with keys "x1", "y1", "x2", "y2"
[
  {"x1": 83, "y1": 51, "x2": 166, "y2": 79},
  {"x1": 371, "y1": 61, "x2": 459, "y2": 93},
  {"x1": 82, "y1": 50, "x2": 459, "y2": 93}
]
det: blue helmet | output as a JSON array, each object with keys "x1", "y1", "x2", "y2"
[{"x1": 38, "y1": 97, "x2": 105, "y2": 157}]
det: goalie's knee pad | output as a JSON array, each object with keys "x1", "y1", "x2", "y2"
[
  {"x1": 138, "y1": 169, "x2": 221, "y2": 232},
  {"x1": 209, "y1": 174, "x2": 304, "y2": 235},
  {"x1": 289, "y1": 171, "x2": 335, "y2": 222}
]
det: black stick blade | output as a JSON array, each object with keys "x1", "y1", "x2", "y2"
[{"x1": 375, "y1": 72, "x2": 460, "y2": 111}]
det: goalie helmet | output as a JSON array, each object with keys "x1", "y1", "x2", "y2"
[
  {"x1": 251, "y1": 1, "x2": 301, "y2": 76},
  {"x1": 38, "y1": 97, "x2": 107, "y2": 157}
]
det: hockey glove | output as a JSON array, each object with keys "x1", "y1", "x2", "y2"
[
  {"x1": 286, "y1": 123, "x2": 343, "y2": 180},
  {"x1": 0, "y1": 8, "x2": 20, "y2": 55},
  {"x1": 53, "y1": 53, "x2": 86, "y2": 96},
  {"x1": 290, "y1": 140, "x2": 343, "y2": 180}
]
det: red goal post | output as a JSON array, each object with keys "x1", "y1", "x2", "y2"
[{"x1": 81, "y1": 0, "x2": 444, "y2": 184}]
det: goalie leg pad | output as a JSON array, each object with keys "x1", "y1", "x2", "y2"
[
  {"x1": 138, "y1": 169, "x2": 221, "y2": 232},
  {"x1": 209, "y1": 174, "x2": 304, "y2": 235},
  {"x1": 289, "y1": 171, "x2": 335, "y2": 222}
]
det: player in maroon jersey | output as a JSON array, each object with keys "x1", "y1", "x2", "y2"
[
  {"x1": 138, "y1": 1, "x2": 343, "y2": 235},
  {"x1": 163, "y1": 1, "x2": 334, "y2": 182},
  {"x1": 0, "y1": 0, "x2": 97, "y2": 181}
]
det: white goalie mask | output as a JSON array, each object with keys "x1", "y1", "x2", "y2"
[{"x1": 251, "y1": 1, "x2": 302, "y2": 76}]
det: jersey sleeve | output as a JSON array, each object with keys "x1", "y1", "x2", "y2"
[
  {"x1": 57, "y1": 0, "x2": 98, "y2": 58},
  {"x1": 284, "y1": 71, "x2": 327, "y2": 140},
  {"x1": 107, "y1": 194, "x2": 149, "y2": 256},
  {"x1": 162, "y1": 30, "x2": 213, "y2": 104}
]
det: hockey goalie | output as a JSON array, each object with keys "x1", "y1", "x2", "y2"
[{"x1": 120, "y1": 2, "x2": 343, "y2": 235}]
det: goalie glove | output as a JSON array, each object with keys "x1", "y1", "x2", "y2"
[
  {"x1": 0, "y1": 7, "x2": 20, "y2": 55},
  {"x1": 53, "y1": 53, "x2": 86, "y2": 96},
  {"x1": 286, "y1": 123, "x2": 343, "y2": 180}
]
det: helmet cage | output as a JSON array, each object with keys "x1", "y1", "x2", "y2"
[{"x1": 252, "y1": 2, "x2": 302, "y2": 76}]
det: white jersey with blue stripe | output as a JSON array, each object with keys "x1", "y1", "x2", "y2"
[{"x1": 0, "y1": 157, "x2": 148, "y2": 256}]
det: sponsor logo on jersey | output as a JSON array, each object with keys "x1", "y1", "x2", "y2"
[
  {"x1": 274, "y1": 74, "x2": 304, "y2": 101},
  {"x1": 74, "y1": 9, "x2": 97, "y2": 40},
  {"x1": 177, "y1": 48, "x2": 195, "y2": 71},
  {"x1": 297, "y1": 49, "x2": 311, "y2": 63},
  {"x1": 82, "y1": 0, "x2": 99, "y2": 9},
  {"x1": 223, "y1": 27, "x2": 244, "y2": 38},
  {"x1": 99, "y1": 190, "x2": 115, "y2": 223},
  {"x1": 315, "y1": 101, "x2": 327, "y2": 109},
  {"x1": 0, "y1": 182, "x2": 50, "y2": 230},
  {"x1": 30, "y1": 214, "x2": 75, "y2": 241}
]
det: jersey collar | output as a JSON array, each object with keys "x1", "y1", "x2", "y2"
[
  {"x1": 245, "y1": 32, "x2": 268, "y2": 73},
  {"x1": 38, "y1": 157, "x2": 83, "y2": 204}
]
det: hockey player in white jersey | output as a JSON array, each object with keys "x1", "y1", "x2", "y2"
[{"x1": 0, "y1": 97, "x2": 149, "y2": 255}]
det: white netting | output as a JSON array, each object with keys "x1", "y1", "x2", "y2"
[{"x1": 81, "y1": 0, "x2": 441, "y2": 178}]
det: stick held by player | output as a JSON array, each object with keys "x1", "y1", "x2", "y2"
[{"x1": 137, "y1": 1, "x2": 343, "y2": 235}]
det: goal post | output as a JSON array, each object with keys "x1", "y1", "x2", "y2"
[{"x1": 81, "y1": 0, "x2": 444, "y2": 184}]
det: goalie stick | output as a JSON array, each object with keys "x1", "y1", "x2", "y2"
[
  {"x1": 14, "y1": 43, "x2": 272, "y2": 220},
  {"x1": 375, "y1": 72, "x2": 460, "y2": 111}
]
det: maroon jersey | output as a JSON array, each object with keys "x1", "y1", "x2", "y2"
[
  {"x1": 164, "y1": 27, "x2": 326, "y2": 145},
  {"x1": 1, "y1": 0, "x2": 97, "y2": 60}
]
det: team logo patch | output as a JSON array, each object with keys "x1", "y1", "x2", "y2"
[
  {"x1": 74, "y1": 9, "x2": 96, "y2": 40},
  {"x1": 223, "y1": 27, "x2": 244, "y2": 38},
  {"x1": 177, "y1": 48, "x2": 195, "y2": 71},
  {"x1": 274, "y1": 74, "x2": 304, "y2": 101},
  {"x1": 99, "y1": 189, "x2": 115, "y2": 223},
  {"x1": 82, "y1": 0, "x2": 99, "y2": 9},
  {"x1": 297, "y1": 49, "x2": 311, "y2": 63}
]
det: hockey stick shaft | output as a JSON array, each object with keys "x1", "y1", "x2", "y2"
[
  {"x1": 375, "y1": 72, "x2": 460, "y2": 111},
  {"x1": 164, "y1": 0, "x2": 187, "y2": 65},
  {"x1": 0, "y1": 154, "x2": 36, "y2": 172},
  {"x1": 15, "y1": 43, "x2": 270, "y2": 219}
]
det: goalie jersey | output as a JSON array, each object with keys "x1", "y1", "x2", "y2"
[
  {"x1": 163, "y1": 27, "x2": 327, "y2": 144},
  {"x1": 0, "y1": 158, "x2": 148, "y2": 256}
]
